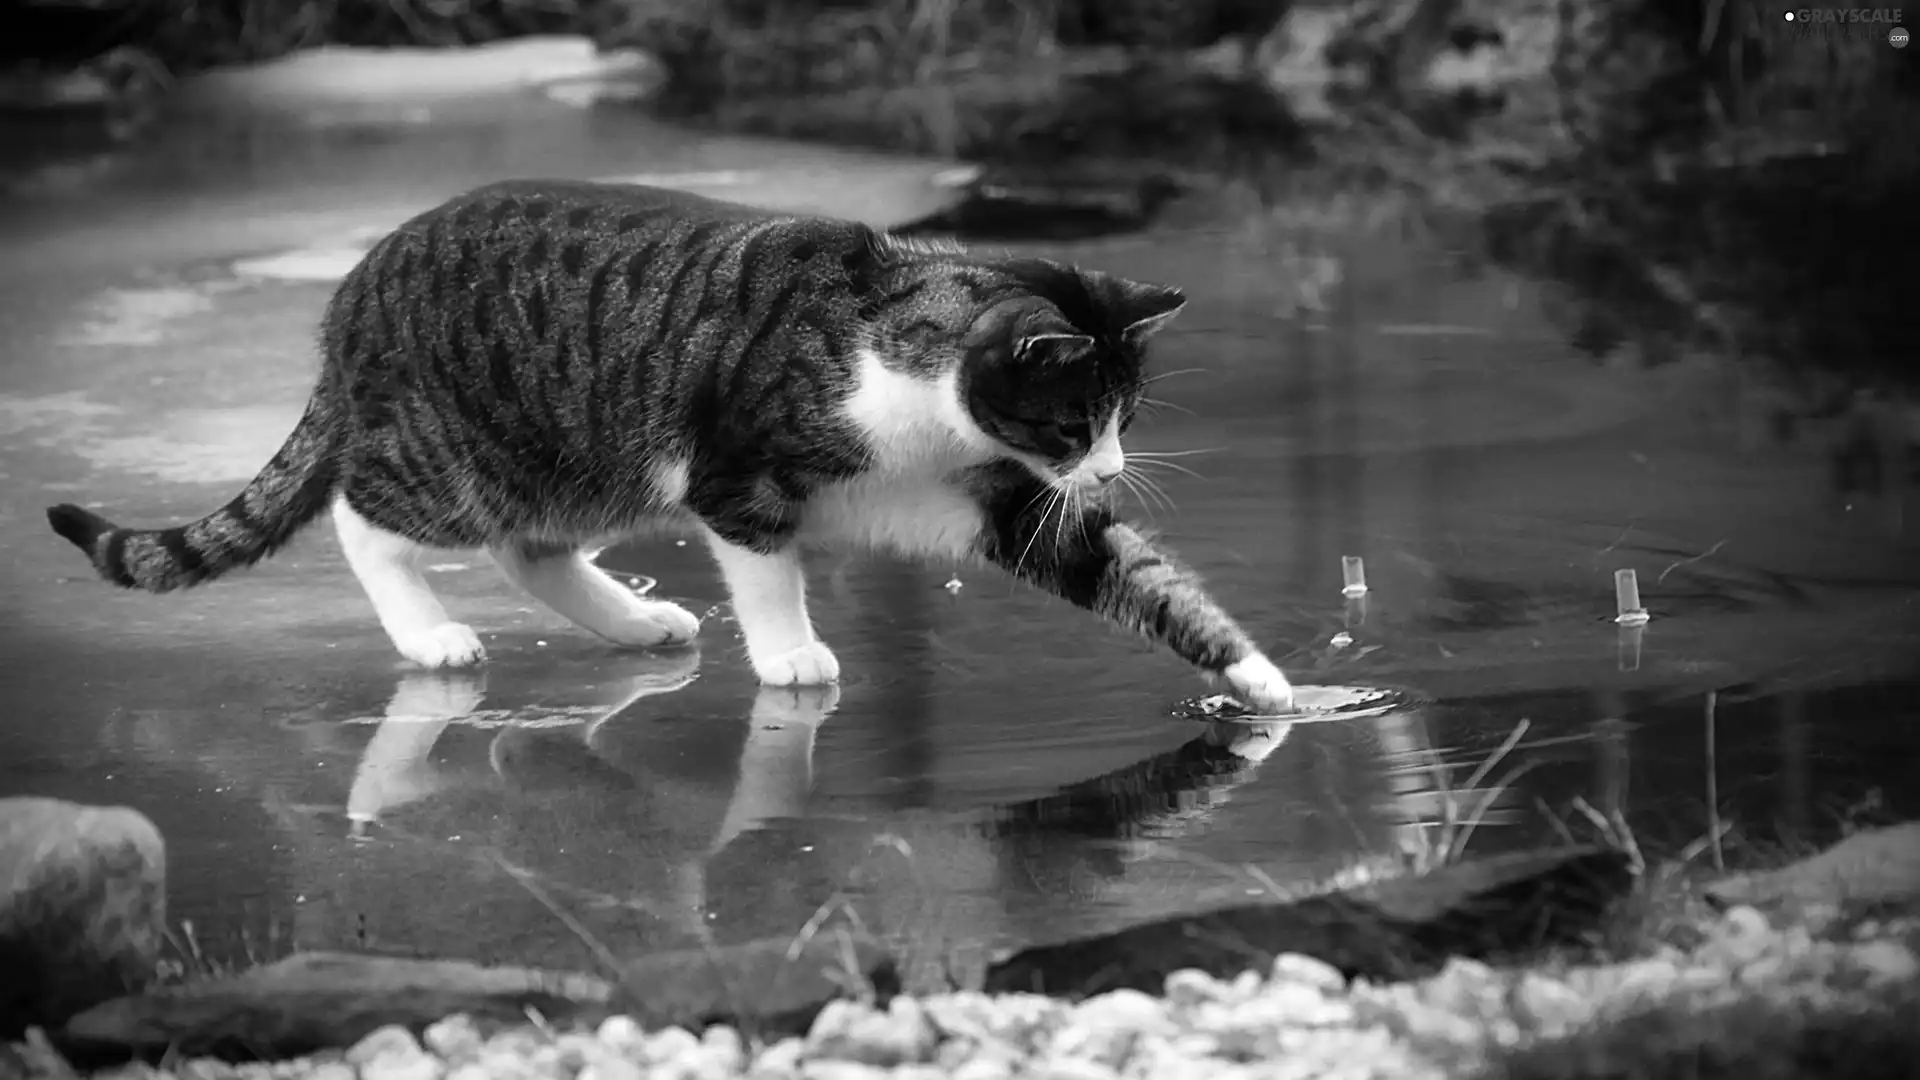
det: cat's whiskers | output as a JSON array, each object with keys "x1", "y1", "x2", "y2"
[
  {"x1": 1128, "y1": 455, "x2": 1208, "y2": 482},
  {"x1": 1137, "y1": 395, "x2": 1196, "y2": 419},
  {"x1": 1129, "y1": 447, "x2": 1222, "y2": 459},
  {"x1": 1119, "y1": 468, "x2": 1176, "y2": 517},
  {"x1": 1011, "y1": 482, "x2": 1067, "y2": 580},
  {"x1": 1140, "y1": 367, "x2": 1207, "y2": 389}
]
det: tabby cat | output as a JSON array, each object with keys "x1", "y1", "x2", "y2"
[{"x1": 46, "y1": 179, "x2": 1297, "y2": 713}]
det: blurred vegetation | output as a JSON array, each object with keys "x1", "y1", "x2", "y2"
[{"x1": 5, "y1": 0, "x2": 1916, "y2": 406}]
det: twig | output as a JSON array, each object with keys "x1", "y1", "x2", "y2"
[
  {"x1": 1658, "y1": 539, "x2": 1730, "y2": 583},
  {"x1": 1705, "y1": 690, "x2": 1725, "y2": 872},
  {"x1": 487, "y1": 851, "x2": 623, "y2": 976}
]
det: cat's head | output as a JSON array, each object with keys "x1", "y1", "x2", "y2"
[{"x1": 959, "y1": 260, "x2": 1187, "y2": 492}]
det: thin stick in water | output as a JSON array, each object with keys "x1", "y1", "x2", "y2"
[
  {"x1": 1705, "y1": 689, "x2": 1725, "y2": 872},
  {"x1": 1341, "y1": 555, "x2": 1368, "y2": 597},
  {"x1": 1614, "y1": 568, "x2": 1650, "y2": 625}
]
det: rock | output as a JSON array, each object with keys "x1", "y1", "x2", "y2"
[
  {"x1": 805, "y1": 997, "x2": 939, "y2": 1067},
  {"x1": 57, "y1": 952, "x2": 613, "y2": 1061},
  {"x1": 749, "y1": 1037, "x2": 806, "y2": 1077},
  {"x1": 640, "y1": 1027, "x2": 699, "y2": 1065},
  {"x1": 1, "y1": 797, "x2": 168, "y2": 1037},
  {"x1": 983, "y1": 847, "x2": 1635, "y2": 997},
  {"x1": 421, "y1": 1014, "x2": 484, "y2": 1062},
  {"x1": 578, "y1": 1060, "x2": 647, "y2": 1080},
  {"x1": 1845, "y1": 940, "x2": 1919, "y2": 986},
  {"x1": 614, "y1": 932, "x2": 898, "y2": 1039},
  {"x1": 1508, "y1": 973, "x2": 1592, "y2": 1038},
  {"x1": 347, "y1": 1024, "x2": 444, "y2": 1080},
  {"x1": 346, "y1": 1025, "x2": 426, "y2": 1065},
  {"x1": 1270, "y1": 953, "x2": 1347, "y2": 994},
  {"x1": 1052, "y1": 989, "x2": 1174, "y2": 1065},
  {"x1": 1705, "y1": 822, "x2": 1920, "y2": 916},
  {"x1": 594, "y1": 1015, "x2": 645, "y2": 1055},
  {"x1": 1163, "y1": 970, "x2": 1227, "y2": 1008},
  {"x1": 1696, "y1": 905, "x2": 1777, "y2": 969},
  {"x1": 702, "y1": 1024, "x2": 747, "y2": 1073}
]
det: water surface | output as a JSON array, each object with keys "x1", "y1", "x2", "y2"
[{"x1": 2, "y1": 89, "x2": 1916, "y2": 985}]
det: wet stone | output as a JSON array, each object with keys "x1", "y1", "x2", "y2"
[
  {"x1": 422, "y1": 1014, "x2": 483, "y2": 1061},
  {"x1": 0, "y1": 796, "x2": 167, "y2": 1036},
  {"x1": 1270, "y1": 953, "x2": 1347, "y2": 995},
  {"x1": 805, "y1": 997, "x2": 940, "y2": 1067}
]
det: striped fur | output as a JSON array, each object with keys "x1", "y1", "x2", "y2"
[{"x1": 45, "y1": 178, "x2": 1295, "y2": 711}]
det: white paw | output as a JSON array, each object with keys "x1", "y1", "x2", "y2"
[
  {"x1": 751, "y1": 641, "x2": 840, "y2": 687},
  {"x1": 600, "y1": 598, "x2": 702, "y2": 648},
  {"x1": 1222, "y1": 652, "x2": 1296, "y2": 715},
  {"x1": 396, "y1": 622, "x2": 487, "y2": 669}
]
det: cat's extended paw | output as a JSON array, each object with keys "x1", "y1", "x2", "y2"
[
  {"x1": 1222, "y1": 652, "x2": 1296, "y2": 715},
  {"x1": 752, "y1": 641, "x2": 841, "y2": 686},
  {"x1": 600, "y1": 598, "x2": 702, "y2": 648},
  {"x1": 396, "y1": 622, "x2": 487, "y2": 670}
]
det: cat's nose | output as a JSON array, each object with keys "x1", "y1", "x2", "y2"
[{"x1": 1089, "y1": 462, "x2": 1123, "y2": 484}]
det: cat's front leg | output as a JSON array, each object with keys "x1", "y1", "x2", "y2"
[
  {"x1": 699, "y1": 528, "x2": 840, "y2": 686},
  {"x1": 970, "y1": 465, "x2": 1296, "y2": 714}
]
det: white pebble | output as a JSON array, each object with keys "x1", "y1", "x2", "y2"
[
  {"x1": 1509, "y1": 972, "x2": 1593, "y2": 1037},
  {"x1": 346, "y1": 1026, "x2": 425, "y2": 1066},
  {"x1": 750, "y1": 1037, "x2": 807, "y2": 1078},
  {"x1": 1848, "y1": 939, "x2": 1919, "y2": 984},
  {"x1": 1030, "y1": 1056, "x2": 1120, "y2": 1080},
  {"x1": 948, "y1": 1057, "x2": 1015, "y2": 1080},
  {"x1": 1718, "y1": 904, "x2": 1772, "y2": 938},
  {"x1": 644, "y1": 1027, "x2": 702, "y2": 1064},
  {"x1": 799, "y1": 1062, "x2": 889, "y2": 1080},
  {"x1": 474, "y1": 1049, "x2": 540, "y2": 1080},
  {"x1": 578, "y1": 1061, "x2": 647, "y2": 1080},
  {"x1": 1271, "y1": 953, "x2": 1347, "y2": 994},
  {"x1": 359, "y1": 1052, "x2": 445, "y2": 1080},
  {"x1": 306, "y1": 1065, "x2": 358, "y2": 1080},
  {"x1": 1164, "y1": 969, "x2": 1226, "y2": 1007},
  {"x1": 596, "y1": 1015, "x2": 645, "y2": 1052},
  {"x1": 423, "y1": 1016, "x2": 483, "y2": 1062},
  {"x1": 702, "y1": 1025, "x2": 748, "y2": 1073},
  {"x1": 444, "y1": 1066, "x2": 493, "y2": 1080}
]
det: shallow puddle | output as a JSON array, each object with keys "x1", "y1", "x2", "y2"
[{"x1": 0, "y1": 95, "x2": 1915, "y2": 980}]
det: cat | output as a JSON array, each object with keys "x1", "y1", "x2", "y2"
[{"x1": 46, "y1": 178, "x2": 1297, "y2": 714}]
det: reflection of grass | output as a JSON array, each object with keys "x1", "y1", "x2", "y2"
[{"x1": 154, "y1": 916, "x2": 296, "y2": 986}]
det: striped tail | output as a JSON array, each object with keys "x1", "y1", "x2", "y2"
[{"x1": 46, "y1": 394, "x2": 340, "y2": 593}]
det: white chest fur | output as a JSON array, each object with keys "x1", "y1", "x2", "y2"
[{"x1": 797, "y1": 350, "x2": 995, "y2": 559}]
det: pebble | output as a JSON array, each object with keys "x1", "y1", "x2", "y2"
[
  {"x1": 1271, "y1": 952, "x2": 1348, "y2": 994},
  {"x1": 18, "y1": 895, "x2": 1918, "y2": 1080},
  {"x1": 423, "y1": 1016, "x2": 484, "y2": 1062},
  {"x1": 1846, "y1": 939, "x2": 1919, "y2": 984}
]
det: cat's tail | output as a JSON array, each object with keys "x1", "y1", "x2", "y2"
[{"x1": 46, "y1": 393, "x2": 341, "y2": 593}]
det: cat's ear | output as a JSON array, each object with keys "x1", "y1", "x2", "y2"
[
  {"x1": 1014, "y1": 311, "x2": 1094, "y2": 364},
  {"x1": 1117, "y1": 280, "x2": 1188, "y2": 343}
]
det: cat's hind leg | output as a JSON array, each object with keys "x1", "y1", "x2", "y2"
[
  {"x1": 332, "y1": 496, "x2": 487, "y2": 669},
  {"x1": 492, "y1": 541, "x2": 701, "y2": 649}
]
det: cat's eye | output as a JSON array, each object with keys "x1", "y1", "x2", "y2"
[{"x1": 1053, "y1": 421, "x2": 1093, "y2": 443}]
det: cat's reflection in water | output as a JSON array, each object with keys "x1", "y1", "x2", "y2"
[
  {"x1": 343, "y1": 659, "x2": 1296, "y2": 954},
  {"x1": 342, "y1": 656, "x2": 838, "y2": 941},
  {"x1": 343, "y1": 650, "x2": 703, "y2": 836}
]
